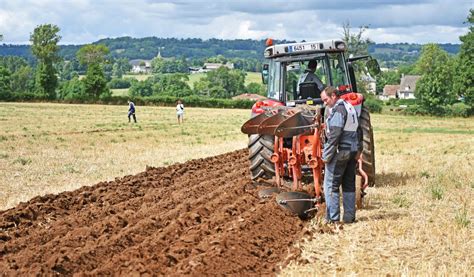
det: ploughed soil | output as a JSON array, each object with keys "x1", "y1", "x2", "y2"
[{"x1": 0, "y1": 149, "x2": 306, "y2": 275}]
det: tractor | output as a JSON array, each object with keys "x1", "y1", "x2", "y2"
[{"x1": 241, "y1": 39, "x2": 380, "y2": 218}]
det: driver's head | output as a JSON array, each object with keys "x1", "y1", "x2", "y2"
[
  {"x1": 307, "y1": 59, "x2": 317, "y2": 72},
  {"x1": 321, "y1": 86, "x2": 339, "y2": 108}
]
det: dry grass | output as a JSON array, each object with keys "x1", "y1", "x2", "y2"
[
  {"x1": 281, "y1": 114, "x2": 474, "y2": 275},
  {"x1": 0, "y1": 102, "x2": 249, "y2": 210},
  {"x1": 1, "y1": 103, "x2": 472, "y2": 274}
]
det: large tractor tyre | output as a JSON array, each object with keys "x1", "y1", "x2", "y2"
[
  {"x1": 359, "y1": 106, "x2": 376, "y2": 186},
  {"x1": 248, "y1": 134, "x2": 276, "y2": 181}
]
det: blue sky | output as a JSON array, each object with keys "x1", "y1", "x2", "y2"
[{"x1": 0, "y1": 0, "x2": 472, "y2": 45}]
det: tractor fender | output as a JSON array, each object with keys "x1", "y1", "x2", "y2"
[
  {"x1": 251, "y1": 99, "x2": 284, "y2": 117},
  {"x1": 341, "y1": 92, "x2": 363, "y2": 117}
]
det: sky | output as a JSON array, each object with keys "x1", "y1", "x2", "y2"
[{"x1": 0, "y1": 0, "x2": 472, "y2": 45}]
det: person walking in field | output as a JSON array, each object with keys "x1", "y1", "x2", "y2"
[
  {"x1": 321, "y1": 86, "x2": 362, "y2": 224},
  {"x1": 176, "y1": 100, "x2": 184, "y2": 124},
  {"x1": 128, "y1": 100, "x2": 137, "y2": 123}
]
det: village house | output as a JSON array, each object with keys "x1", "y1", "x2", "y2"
[
  {"x1": 129, "y1": 59, "x2": 152, "y2": 74},
  {"x1": 232, "y1": 93, "x2": 266, "y2": 102},
  {"x1": 397, "y1": 74, "x2": 420, "y2": 99},
  {"x1": 380, "y1": 84, "x2": 400, "y2": 101},
  {"x1": 360, "y1": 74, "x2": 377, "y2": 94},
  {"x1": 190, "y1": 62, "x2": 235, "y2": 74}
]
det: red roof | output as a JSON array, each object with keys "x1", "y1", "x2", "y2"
[
  {"x1": 383, "y1": 85, "x2": 400, "y2": 96},
  {"x1": 232, "y1": 93, "x2": 266, "y2": 101}
]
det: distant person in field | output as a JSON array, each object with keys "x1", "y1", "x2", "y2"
[
  {"x1": 127, "y1": 100, "x2": 137, "y2": 123},
  {"x1": 176, "y1": 100, "x2": 184, "y2": 124}
]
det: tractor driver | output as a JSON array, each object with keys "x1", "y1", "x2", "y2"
[
  {"x1": 297, "y1": 59, "x2": 325, "y2": 99},
  {"x1": 321, "y1": 86, "x2": 362, "y2": 224}
]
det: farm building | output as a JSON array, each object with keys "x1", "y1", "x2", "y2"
[
  {"x1": 129, "y1": 59, "x2": 152, "y2": 74},
  {"x1": 397, "y1": 75, "x2": 420, "y2": 99},
  {"x1": 380, "y1": 84, "x2": 400, "y2": 101},
  {"x1": 232, "y1": 93, "x2": 266, "y2": 101}
]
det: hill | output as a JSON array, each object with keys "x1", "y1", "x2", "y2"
[{"x1": 0, "y1": 37, "x2": 460, "y2": 68}]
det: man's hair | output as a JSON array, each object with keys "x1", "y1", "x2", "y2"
[
  {"x1": 323, "y1": 86, "x2": 338, "y2": 97},
  {"x1": 308, "y1": 59, "x2": 317, "y2": 69}
]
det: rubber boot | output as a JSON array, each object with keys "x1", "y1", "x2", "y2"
[
  {"x1": 342, "y1": 192, "x2": 356, "y2": 223},
  {"x1": 325, "y1": 190, "x2": 340, "y2": 222}
]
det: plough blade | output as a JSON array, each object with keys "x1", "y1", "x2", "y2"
[
  {"x1": 276, "y1": 191, "x2": 316, "y2": 218},
  {"x1": 241, "y1": 112, "x2": 273, "y2": 135},
  {"x1": 258, "y1": 187, "x2": 281, "y2": 199},
  {"x1": 274, "y1": 111, "x2": 316, "y2": 138},
  {"x1": 257, "y1": 112, "x2": 288, "y2": 136}
]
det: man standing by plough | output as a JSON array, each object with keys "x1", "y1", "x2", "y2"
[{"x1": 321, "y1": 86, "x2": 362, "y2": 224}]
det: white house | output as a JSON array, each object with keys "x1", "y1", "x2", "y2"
[
  {"x1": 379, "y1": 85, "x2": 400, "y2": 101},
  {"x1": 360, "y1": 74, "x2": 376, "y2": 94},
  {"x1": 193, "y1": 62, "x2": 234, "y2": 73},
  {"x1": 129, "y1": 59, "x2": 152, "y2": 74},
  {"x1": 397, "y1": 75, "x2": 420, "y2": 99}
]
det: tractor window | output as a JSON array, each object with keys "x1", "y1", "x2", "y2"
[
  {"x1": 314, "y1": 62, "x2": 327, "y2": 84},
  {"x1": 285, "y1": 63, "x2": 300, "y2": 101},
  {"x1": 328, "y1": 53, "x2": 349, "y2": 87},
  {"x1": 267, "y1": 59, "x2": 281, "y2": 100}
]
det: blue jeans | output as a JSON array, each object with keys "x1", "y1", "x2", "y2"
[{"x1": 324, "y1": 150, "x2": 357, "y2": 223}]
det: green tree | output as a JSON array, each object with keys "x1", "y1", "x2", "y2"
[
  {"x1": 57, "y1": 60, "x2": 76, "y2": 81},
  {"x1": 77, "y1": 44, "x2": 109, "y2": 65},
  {"x1": 129, "y1": 80, "x2": 153, "y2": 97},
  {"x1": 11, "y1": 65, "x2": 34, "y2": 95},
  {"x1": 453, "y1": 9, "x2": 474, "y2": 108},
  {"x1": 112, "y1": 62, "x2": 123, "y2": 78},
  {"x1": 206, "y1": 55, "x2": 227, "y2": 64},
  {"x1": 246, "y1": 82, "x2": 266, "y2": 95},
  {"x1": 376, "y1": 70, "x2": 401, "y2": 93},
  {"x1": 415, "y1": 44, "x2": 456, "y2": 115},
  {"x1": 151, "y1": 56, "x2": 189, "y2": 74},
  {"x1": 76, "y1": 44, "x2": 110, "y2": 99},
  {"x1": 342, "y1": 22, "x2": 373, "y2": 57},
  {"x1": 150, "y1": 73, "x2": 192, "y2": 97},
  {"x1": 0, "y1": 56, "x2": 35, "y2": 96},
  {"x1": 59, "y1": 76, "x2": 86, "y2": 100},
  {"x1": 30, "y1": 24, "x2": 61, "y2": 99},
  {"x1": 342, "y1": 22, "x2": 376, "y2": 93},
  {"x1": 194, "y1": 67, "x2": 245, "y2": 98},
  {"x1": 0, "y1": 66, "x2": 12, "y2": 100}
]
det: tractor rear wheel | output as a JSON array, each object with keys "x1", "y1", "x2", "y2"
[
  {"x1": 248, "y1": 134, "x2": 275, "y2": 180},
  {"x1": 359, "y1": 106, "x2": 376, "y2": 186}
]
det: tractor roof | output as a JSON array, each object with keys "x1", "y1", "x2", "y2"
[{"x1": 264, "y1": 39, "x2": 346, "y2": 59}]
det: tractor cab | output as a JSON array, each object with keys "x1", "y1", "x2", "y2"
[{"x1": 253, "y1": 39, "x2": 380, "y2": 116}]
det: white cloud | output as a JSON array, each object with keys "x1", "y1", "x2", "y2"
[{"x1": 0, "y1": 0, "x2": 471, "y2": 44}]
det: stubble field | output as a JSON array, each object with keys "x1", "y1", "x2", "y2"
[{"x1": 0, "y1": 102, "x2": 473, "y2": 275}]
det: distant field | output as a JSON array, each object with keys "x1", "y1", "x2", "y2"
[
  {"x1": 110, "y1": 88, "x2": 129, "y2": 97},
  {"x1": 0, "y1": 102, "x2": 472, "y2": 274},
  {"x1": 245, "y1": 72, "x2": 261, "y2": 85},
  {"x1": 122, "y1": 74, "x2": 151, "y2": 81}
]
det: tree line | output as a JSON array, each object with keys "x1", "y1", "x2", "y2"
[
  {"x1": 1, "y1": 36, "x2": 460, "y2": 69},
  {"x1": 0, "y1": 24, "x2": 265, "y2": 104}
]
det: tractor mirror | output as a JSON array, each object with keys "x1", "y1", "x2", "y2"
[
  {"x1": 366, "y1": 59, "x2": 381, "y2": 76},
  {"x1": 262, "y1": 64, "x2": 269, "y2": 84}
]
